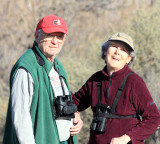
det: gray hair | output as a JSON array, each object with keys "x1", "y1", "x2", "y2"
[
  {"x1": 101, "y1": 41, "x2": 136, "y2": 66},
  {"x1": 37, "y1": 29, "x2": 43, "y2": 33},
  {"x1": 35, "y1": 29, "x2": 44, "y2": 42}
]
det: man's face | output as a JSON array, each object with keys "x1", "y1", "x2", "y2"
[
  {"x1": 104, "y1": 41, "x2": 132, "y2": 72},
  {"x1": 35, "y1": 31, "x2": 66, "y2": 62}
]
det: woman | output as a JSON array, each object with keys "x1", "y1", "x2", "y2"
[{"x1": 72, "y1": 32, "x2": 160, "y2": 144}]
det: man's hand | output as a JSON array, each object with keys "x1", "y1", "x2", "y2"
[
  {"x1": 110, "y1": 134, "x2": 131, "y2": 144},
  {"x1": 70, "y1": 112, "x2": 83, "y2": 136}
]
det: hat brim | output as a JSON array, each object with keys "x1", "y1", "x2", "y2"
[
  {"x1": 109, "y1": 39, "x2": 134, "y2": 51},
  {"x1": 42, "y1": 27, "x2": 68, "y2": 35}
]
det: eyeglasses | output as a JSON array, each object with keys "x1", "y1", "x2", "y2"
[{"x1": 39, "y1": 32, "x2": 65, "y2": 42}]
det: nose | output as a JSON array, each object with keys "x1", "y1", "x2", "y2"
[
  {"x1": 51, "y1": 36, "x2": 58, "y2": 44},
  {"x1": 115, "y1": 47, "x2": 120, "y2": 54}
]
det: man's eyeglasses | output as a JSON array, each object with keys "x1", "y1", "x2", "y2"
[{"x1": 39, "y1": 32, "x2": 65, "y2": 42}]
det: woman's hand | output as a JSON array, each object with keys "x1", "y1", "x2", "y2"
[
  {"x1": 70, "y1": 112, "x2": 83, "y2": 136},
  {"x1": 110, "y1": 134, "x2": 131, "y2": 144}
]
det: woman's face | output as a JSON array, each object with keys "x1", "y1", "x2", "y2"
[{"x1": 104, "y1": 41, "x2": 132, "y2": 74}]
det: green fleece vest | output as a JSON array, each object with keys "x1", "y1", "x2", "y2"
[{"x1": 3, "y1": 41, "x2": 78, "y2": 144}]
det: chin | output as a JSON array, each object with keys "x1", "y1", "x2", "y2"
[{"x1": 109, "y1": 65, "x2": 121, "y2": 71}]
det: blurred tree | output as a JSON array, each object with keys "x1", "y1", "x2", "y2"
[{"x1": 126, "y1": 6, "x2": 160, "y2": 108}]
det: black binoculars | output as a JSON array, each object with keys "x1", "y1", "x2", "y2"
[
  {"x1": 90, "y1": 105, "x2": 111, "y2": 133},
  {"x1": 54, "y1": 95, "x2": 77, "y2": 119}
]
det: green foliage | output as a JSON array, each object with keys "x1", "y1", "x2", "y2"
[
  {"x1": 127, "y1": 8, "x2": 160, "y2": 75},
  {"x1": 60, "y1": 40, "x2": 105, "y2": 93},
  {"x1": 124, "y1": 7, "x2": 160, "y2": 108}
]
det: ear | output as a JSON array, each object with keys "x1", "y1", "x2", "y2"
[
  {"x1": 60, "y1": 36, "x2": 66, "y2": 45},
  {"x1": 104, "y1": 51, "x2": 107, "y2": 56},
  {"x1": 34, "y1": 32, "x2": 38, "y2": 39},
  {"x1": 63, "y1": 36, "x2": 66, "y2": 42},
  {"x1": 127, "y1": 55, "x2": 132, "y2": 64},
  {"x1": 35, "y1": 31, "x2": 41, "y2": 43}
]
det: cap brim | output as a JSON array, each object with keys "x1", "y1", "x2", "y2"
[
  {"x1": 42, "y1": 27, "x2": 68, "y2": 35},
  {"x1": 109, "y1": 39, "x2": 134, "y2": 51}
]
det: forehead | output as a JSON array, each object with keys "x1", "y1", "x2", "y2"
[
  {"x1": 110, "y1": 41, "x2": 127, "y2": 48},
  {"x1": 109, "y1": 41, "x2": 131, "y2": 51}
]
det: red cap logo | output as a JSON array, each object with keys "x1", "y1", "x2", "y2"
[{"x1": 53, "y1": 19, "x2": 61, "y2": 25}]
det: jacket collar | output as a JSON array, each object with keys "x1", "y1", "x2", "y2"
[
  {"x1": 33, "y1": 41, "x2": 53, "y2": 75},
  {"x1": 33, "y1": 41, "x2": 67, "y2": 79},
  {"x1": 102, "y1": 65, "x2": 132, "y2": 80}
]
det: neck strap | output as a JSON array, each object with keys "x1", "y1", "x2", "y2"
[
  {"x1": 96, "y1": 72, "x2": 133, "y2": 112},
  {"x1": 111, "y1": 72, "x2": 133, "y2": 113}
]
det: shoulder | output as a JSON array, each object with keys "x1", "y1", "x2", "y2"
[
  {"x1": 13, "y1": 48, "x2": 36, "y2": 70},
  {"x1": 126, "y1": 72, "x2": 148, "y2": 91},
  {"x1": 19, "y1": 48, "x2": 36, "y2": 64},
  {"x1": 10, "y1": 49, "x2": 37, "y2": 81},
  {"x1": 12, "y1": 68, "x2": 33, "y2": 85},
  {"x1": 87, "y1": 70, "x2": 104, "y2": 82},
  {"x1": 124, "y1": 66, "x2": 145, "y2": 84},
  {"x1": 54, "y1": 57, "x2": 65, "y2": 70},
  {"x1": 54, "y1": 57, "x2": 67, "y2": 77},
  {"x1": 54, "y1": 57, "x2": 62, "y2": 66},
  {"x1": 128, "y1": 72, "x2": 145, "y2": 84}
]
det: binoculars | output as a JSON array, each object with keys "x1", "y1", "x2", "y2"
[
  {"x1": 90, "y1": 105, "x2": 111, "y2": 133},
  {"x1": 54, "y1": 95, "x2": 77, "y2": 119}
]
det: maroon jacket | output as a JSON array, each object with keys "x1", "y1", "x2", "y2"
[{"x1": 72, "y1": 65, "x2": 160, "y2": 144}]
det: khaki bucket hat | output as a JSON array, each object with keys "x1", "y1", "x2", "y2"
[{"x1": 108, "y1": 32, "x2": 134, "y2": 51}]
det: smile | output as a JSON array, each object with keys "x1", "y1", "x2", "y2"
[
  {"x1": 112, "y1": 56, "x2": 120, "y2": 61},
  {"x1": 49, "y1": 46, "x2": 57, "y2": 48}
]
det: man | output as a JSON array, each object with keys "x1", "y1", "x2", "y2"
[
  {"x1": 3, "y1": 14, "x2": 83, "y2": 144},
  {"x1": 72, "y1": 32, "x2": 160, "y2": 144}
]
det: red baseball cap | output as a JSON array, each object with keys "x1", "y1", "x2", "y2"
[{"x1": 36, "y1": 14, "x2": 68, "y2": 35}]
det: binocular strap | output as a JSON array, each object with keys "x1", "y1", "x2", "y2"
[
  {"x1": 67, "y1": 136, "x2": 74, "y2": 144},
  {"x1": 94, "y1": 112, "x2": 138, "y2": 119}
]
